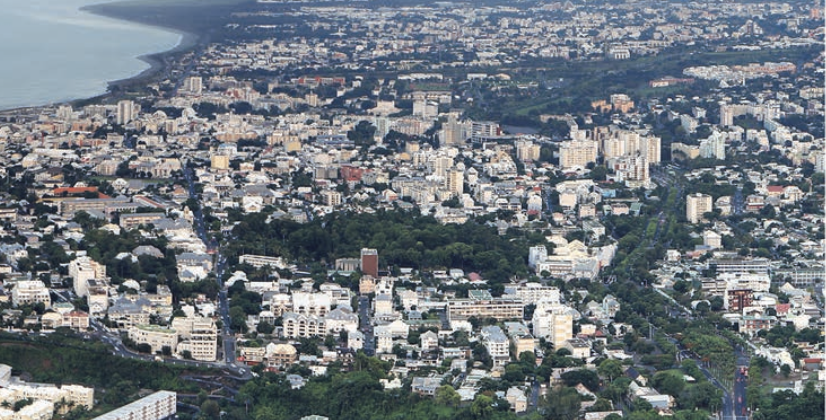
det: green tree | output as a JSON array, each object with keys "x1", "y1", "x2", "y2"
[
  {"x1": 201, "y1": 399, "x2": 221, "y2": 420},
  {"x1": 435, "y1": 385, "x2": 460, "y2": 407},
  {"x1": 598, "y1": 359, "x2": 623, "y2": 381},
  {"x1": 541, "y1": 386, "x2": 581, "y2": 420}
]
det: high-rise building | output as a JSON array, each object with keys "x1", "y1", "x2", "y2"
[
  {"x1": 69, "y1": 256, "x2": 106, "y2": 297},
  {"x1": 559, "y1": 139, "x2": 598, "y2": 169},
  {"x1": 116, "y1": 100, "x2": 136, "y2": 125},
  {"x1": 531, "y1": 302, "x2": 574, "y2": 349},
  {"x1": 360, "y1": 248, "x2": 379, "y2": 278},
  {"x1": 699, "y1": 131, "x2": 726, "y2": 160},
  {"x1": 183, "y1": 76, "x2": 203, "y2": 95},
  {"x1": 686, "y1": 193, "x2": 712, "y2": 223},
  {"x1": 445, "y1": 168, "x2": 464, "y2": 196},
  {"x1": 441, "y1": 115, "x2": 465, "y2": 147},
  {"x1": 515, "y1": 139, "x2": 541, "y2": 162}
]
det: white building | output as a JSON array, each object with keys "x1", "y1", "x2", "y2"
[{"x1": 11, "y1": 280, "x2": 51, "y2": 308}]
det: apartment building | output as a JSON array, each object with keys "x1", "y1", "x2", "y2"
[
  {"x1": 481, "y1": 326, "x2": 510, "y2": 367},
  {"x1": 559, "y1": 139, "x2": 597, "y2": 170},
  {"x1": 91, "y1": 390, "x2": 176, "y2": 420},
  {"x1": 11, "y1": 280, "x2": 51, "y2": 308},
  {"x1": 171, "y1": 317, "x2": 218, "y2": 362},
  {"x1": 532, "y1": 302, "x2": 576, "y2": 349},
  {"x1": 686, "y1": 193, "x2": 712, "y2": 224},
  {"x1": 128, "y1": 325, "x2": 178, "y2": 354},
  {"x1": 69, "y1": 256, "x2": 106, "y2": 297},
  {"x1": 447, "y1": 290, "x2": 524, "y2": 321}
]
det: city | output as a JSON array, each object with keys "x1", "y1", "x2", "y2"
[{"x1": 0, "y1": 0, "x2": 822, "y2": 420}]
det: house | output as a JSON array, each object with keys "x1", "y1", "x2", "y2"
[
  {"x1": 420, "y1": 330, "x2": 439, "y2": 352},
  {"x1": 411, "y1": 376, "x2": 442, "y2": 396},
  {"x1": 505, "y1": 387, "x2": 528, "y2": 413}
]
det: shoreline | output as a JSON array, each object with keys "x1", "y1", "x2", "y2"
[{"x1": 0, "y1": 1, "x2": 204, "y2": 115}]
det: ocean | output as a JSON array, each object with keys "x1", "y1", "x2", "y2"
[{"x1": 0, "y1": 0, "x2": 181, "y2": 111}]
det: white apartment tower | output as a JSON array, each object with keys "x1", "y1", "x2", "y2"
[
  {"x1": 686, "y1": 193, "x2": 713, "y2": 223},
  {"x1": 445, "y1": 168, "x2": 464, "y2": 196},
  {"x1": 69, "y1": 256, "x2": 106, "y2": 297},
  {"x1": 116, "y1": 100, "x2": 136, "y2": 125}
]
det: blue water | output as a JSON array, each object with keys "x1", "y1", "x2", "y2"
[{"x1": 0, "y1": 0, "x2": 181, "y2": 110}]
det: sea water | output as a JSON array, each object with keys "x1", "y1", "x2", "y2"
[{"x1": 0, "y1": 0, "x2": 181, "y2": 110}]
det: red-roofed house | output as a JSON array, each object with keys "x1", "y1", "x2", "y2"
[
  {"x1": 775, "y1": 303, "x2": 791, "y2": 316},
  {"x1": 765, "y1": 185, "x2": 785, "y2": 197}
]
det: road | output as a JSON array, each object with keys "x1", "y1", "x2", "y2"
[
  {"x1": 184, "y1": 166, "x2": 237, "y2": 368},
  {"x1": 732, "y1": 347, "x2": 750, "y2": 420},
  {"x1": 358, "y1": 295, "x2": 375, "y2": 356}
]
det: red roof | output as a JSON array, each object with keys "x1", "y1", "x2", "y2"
[
  {"x1": 767, "y1": 185, "x2": 785, "y2": 193},
  {"x1": 53, "y1": 187, "x2": 98, "y2": 194}
]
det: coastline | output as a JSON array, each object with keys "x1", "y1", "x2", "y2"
[{"x1": 0, "y1": 1, "x2": 203, "y2": 115}]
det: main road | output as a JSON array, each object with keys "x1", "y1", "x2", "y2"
[{"x1": 184, "y1": 166, "x2": 239, "y2": 370}]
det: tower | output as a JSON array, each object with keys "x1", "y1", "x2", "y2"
[
  {"x1": 360, "y1": 248, "x2": 379, "y2": 278},
  {"x1": 116, "y1": 100, "x2": 135, "y2": 125}
]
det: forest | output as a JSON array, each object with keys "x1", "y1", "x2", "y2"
[{"x1": 223, "y1": 210, "x2": 547, "y2": 285}]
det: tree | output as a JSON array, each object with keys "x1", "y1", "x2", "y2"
[
  {"x1": 598, "y1": 359, "x2": 623, "y2": 382},
  {"x1": 470, "y1": 394, "x2": 494, "y2": 419},
  {"x1": 201, "y1": 399, "x2": 221, "y2": 420},
  {"x1": 652, "y1": 371, "x2": 685, "y2": 397},
  {"x1": 435, "y1": 385, "x2": 460, "y2": 407},
  {"x1": 560, "y1": 369, "x2": 600, "y2": 392},
  {"x1": 541, "y1": 386, "x2": 581, "y2": 420}
]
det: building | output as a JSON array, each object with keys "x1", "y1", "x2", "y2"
[
  {"x1": 447, "y1": 290, "x2": 524, "y2": 321},
  {"x1": 128, "y1": 325, "x2": 178, "y2": 354},
  {"x1": 441, "y1": 115, "x2": 465, "y2": 147},
  {"x1": 532, "y1": 302, "x2": 575, "y2": 349},
  {"x1": 291, "y1": 292, "x2": 331, "y2": 317},
  {"x1": 119, "y1": 213, "x2": 167, "y2": 230},
  {"x1": 171, "y1": 317, "x2": 218, "y2": 362},
  {"x1": 360, "y1": 248, "x2": 379, "y2": 278},
  {"x1": 86, "y1": 280, "x2": 109, "y2": 315},
  {"x1": 238, "y1": 254, "x2": 286, "y2": 269},
  {"x1": 266, "y1": 343, "x2": 298, "y2": 369},
  {"x1": 559, "y1": 139, "x2": 598, "y2": 170},
  {"x1": 183, "y1": 76, "x2": 203, "y2": 95},
  {"x1": 116, "y1": 100, "x2": 136, "y2": 125},
  {"x1": 481, "y1": 326, "x2": 510, "y2": 367},
  {"x1": 69, "y1": 256, "x2": 106, "y2": 298},
  {"x1": 726, "y1": 289, "x2": 754, "y2": 312},
  {"x1": 703, "y1": 230, "x2": 722, "y2": 249},
  {"x1": 445, "y1": 168, "x2": 464, "y2": 196},
  {"x1": 503, "y1": 283, "x2": 560, "y2": 306},
  {"x1": 282, "y1": 312, "x2": 326, "y2": 338},
  {"x1": 686, "y1": 193, "x2": 712, "y2": 224},
  {"x1": 91, "y1": 390, "x2": 176, "y2": 420},
  {"x1": 11, "y1": 280, "x2": 51, "y2": 308},
  {"x1": 515, "y1": 139, "x2": 541, "y2": 162}
]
